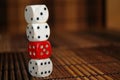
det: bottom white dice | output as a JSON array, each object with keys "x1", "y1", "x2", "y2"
[{"x1": 28, "y1": 58, "x2": 53, "y2": 77}]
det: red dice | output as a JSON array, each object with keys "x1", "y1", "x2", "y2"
[{"x1": 28, "y1": 41, "x2": 52, "y2": 59}]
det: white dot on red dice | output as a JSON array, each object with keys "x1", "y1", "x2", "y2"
[
  {"x1": 33, "y1": 46, "x2": 35, "y2": 49},
  {"x1": 29, "y1": 52, "x2": 32, "y2": 55},
  {"x1": 43, "y1": 48, "x2": 46, "y2": 52},
  {"x1": 40, "y1": 45, "x2": 44, "y2": 49},
  {"x1": 40, "y1": 52, "x2": 43, "y2": 55},
  {"x1": 33, "y1": 52, "x2": 36, "y2": 56},
  {"x1": 45, "y1": 44, "x2": 48, "y2": 48}
]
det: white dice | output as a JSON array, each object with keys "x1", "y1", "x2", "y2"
[
  {"x1": 26, "y1": 23, "x2": 50, "y2": 41},
  {"x1": 25, "y1": 5, "x2": 49, "y2": 23},
  {"x1": 28, "y1": 59, "x2": 53, "y2": 77}
]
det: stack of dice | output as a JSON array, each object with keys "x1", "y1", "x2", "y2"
[{"x1": 24, "y1": 5, "x2": 53, "y2": 77}]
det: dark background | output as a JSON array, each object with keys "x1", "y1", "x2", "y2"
[{"x1": 0, "y1": 0, "x2": 107, "y2": 35}]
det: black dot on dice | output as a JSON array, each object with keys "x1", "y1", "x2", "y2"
[
  {"x1": 27, "y1": 36, "x2": 29, "y2": 38},
  {"x1": 32, "y1": 36, "x2": 34, "y2": 39},
  {"x1": 48, "y1": 71, "x2": 50, "y2": 73},
  {"x1": 30, "y1": 61, "x2": 32, "y2": 64},
  {"x1": 41, "y1": 63, "x2": 43, "y2": 65},
  {"x1": 45, "y1": 26, "x2": 48, "y2": 29},
  {"x1": 41, "y1": 72, "x2": 43, "y2": 75},
  {"x1": 31, "y1": 18, "x2": 33, "y2": 21},
  {"x1": 35, "y1": 72, "x2": 37, "y2": 74},
  {"x1": 44, "y1": 62, "x2": 47, "y2": 65},
  {"x1": 46, "y1": 35, "x2": 48, "y2": 38},
  {"x1": 37, "y1": 17, "x2": 39, "y2": 20},
  {"x1": 48, "y1": 61, "x2": 50, "y2": 64},
  {"x1": 45, "y1": 71, "x2": 47, "y2": 74},
  {"x1": 32, "y1": 67, "x2": 34, "y2": 69},
  {"x1": 44, "y1": 7, "x2": 46, "y2": 10},
  {"x1": 29, "y1": 31, "x2": 31, "y2": 34},
  {"x1": 37, "y1": 26, "x2": 40, "y2": 29},
  {"x1": 38, "y1": 36, "x2": 40, "y2": 39},
  {"x1": 40, "y1": 12, "x2": 43, "y2": 15},
  {"x1": 25, "y1": 8, "x2": 27, "y2": 11},
  {"x1": 35, "y1": 63, "x2": 37, "y2": 65}
]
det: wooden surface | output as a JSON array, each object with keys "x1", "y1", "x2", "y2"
[{"x1": 0, "y1": 31, "x2": 120, "y2": 80}]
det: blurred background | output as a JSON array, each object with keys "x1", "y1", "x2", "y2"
[
  {"x1": 1, "y1": 0, "x2": 120, "y2": 79},
  {"x1": 0, "y1": 0, "x2": 120, "y2": 35},
  {"x1": 0, "y1": 0, "x2": 120, "y2": 52}
]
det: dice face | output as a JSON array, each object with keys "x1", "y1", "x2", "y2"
[
  {"x1": 28, "y1": 41, "x2": 52, "y2": 59},
  {"x1": 26, "y1": 23, "x2": 50, "y2": 41},
  {"x1": 28, "y1": 59, "x2": 53, "y2": 77},
  {"x1": 25, "y1": 5, "x2": 49, "y2": 23}
]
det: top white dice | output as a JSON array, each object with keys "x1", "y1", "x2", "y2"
[{"x1": 25, "y1": 5, "x2": 49, "y2": 23}]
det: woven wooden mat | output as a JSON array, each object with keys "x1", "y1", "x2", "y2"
[{"x1": 0, "y1": 31, "x2": 120, "y2": 80}]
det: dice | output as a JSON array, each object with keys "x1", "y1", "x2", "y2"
[
  {"x1": 28, "y1": 41, "x2": 52, "y2": 59},
  {"x1": 28, "y1": 59, "x2": 53, "y2": 77},
  {"x1": 25, "y1": 5, "x2": 49, "y2": 23},
  {"x1": 25, "y1": 4, "x2": 53, "y2": 77},
  {"x1": 26, "y1": 23, "x2": 50, "y2": 41}
]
